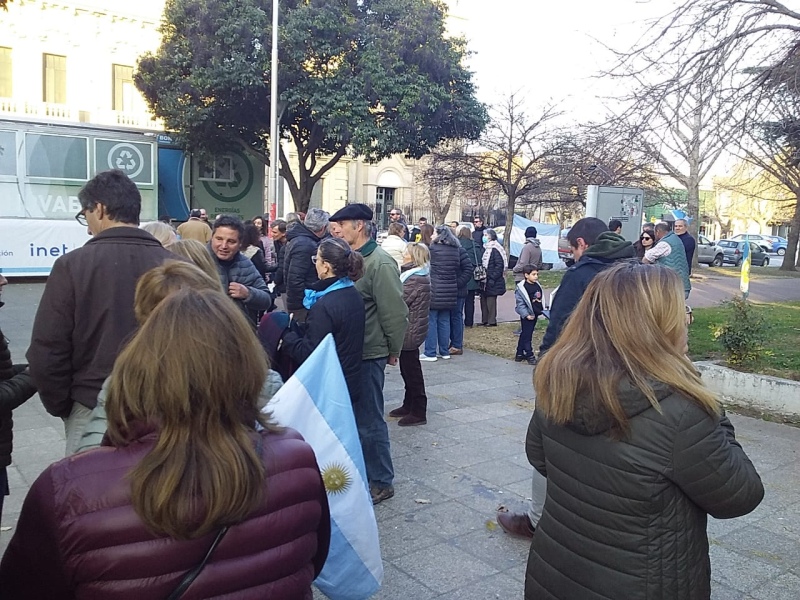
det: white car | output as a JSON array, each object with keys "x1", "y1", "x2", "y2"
[{"x1": 726, "y1": 234, "x2": 774, "y2": 253}]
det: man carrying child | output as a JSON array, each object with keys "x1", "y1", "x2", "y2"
[{"x1": 514, "y1": 265, "x2": 543, "y2": 364}]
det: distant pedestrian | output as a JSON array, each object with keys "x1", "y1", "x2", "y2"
[
  {"x1": 283, "y1": 207, "x2": 330, "y2": 322},
  {"x1": 388, "y1": 209, "x2": 410, "y2": 241},
  {"x1": 241, "y1": 224, "x2": 268, "y2": 281},
  {"x1": 457, "y1": 226, "x2": 482, "y2": 328},
  {"x1": 252, "y1": 215, "x2": 276, "y2": 266},
  {"x1": 513, "y1": 226, "x2": 543, "y2": 282},
  {"x1": 643, "y1": 222, "x2": 691, "y2": 299},
  {"x1": 633, "y1": 229, "x2": 655, "y2": 260},
  {"x1": 141, "y1": 221, "x2": 177, "y2": 248},
  {"x1": 390, "y1": 242, "x2": 431, "y2": 426},
  {"x1": 608, "y1": 219, "x2": 623, "y2": 235},
  {"x1": 421, "y1": 224, "x2": 468, "y2": 361},
  {"x1": 514, "y1": 266, "x2": 543, "y2": 364},
  {"x1": 177, "y1": 208, "x2": 212, "y2": 243},
  {"x1": 472, "y1": 215, "x2": 487, "y2": 248},
  {"x1": 267, "y1": 219, "x2": 288, "y2": 301},
  {"x1": 673, "y1": 219, "x2": 697, "y2": 273},
  {"x1": 381, "y1": 222, "x2": 408, "y2": 267},
  {"x1": 479, "y1": 228, "x2": 507, "y2": 327},
  {"x1": 418, "y1": 223, "x2": 434, "y2": 246}
]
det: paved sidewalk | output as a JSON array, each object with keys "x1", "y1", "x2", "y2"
[{"x1": 2, "y1": 281, "x2": 800, "y2": 599}]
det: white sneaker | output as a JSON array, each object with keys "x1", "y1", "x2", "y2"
[
  {"x1": 439, "y1": 355, "x2": 451, "y2": 360},
  {"x1": 419, "y1": 354, "x2": 437, "y2": 362}
]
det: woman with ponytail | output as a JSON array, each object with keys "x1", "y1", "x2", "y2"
[
  {"x1": 0, "y1": 287, "x2": 330, "y2": 598},
  {"x1": 281, "y1": 237, "x2": 366, "y2": 405}
]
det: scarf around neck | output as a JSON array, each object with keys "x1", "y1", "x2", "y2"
[
  {"x1": 303, "y1": 277, "x2": 354, "y2": 309},
  {"x1": 400, "y1": 264, "x2": 430, "y2": 283},
  {"x1": 482, "y1": 240, "x2": 508, "y2": 269}
]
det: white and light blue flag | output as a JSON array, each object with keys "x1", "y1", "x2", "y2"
[{"x1": 267, "y1": 334, "x2": 382, "y2": 600}]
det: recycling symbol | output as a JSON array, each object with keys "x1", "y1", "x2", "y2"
[
  {"x1": 216, "y1": 168, "x2": 243, "y2": 189},
  {"x1": 107, "y1": 143, "x2": 145, "y2": 179}
]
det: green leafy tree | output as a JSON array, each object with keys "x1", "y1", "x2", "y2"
[{"x1": 135, "y1": 0, "x2": 487, "y2": 212}]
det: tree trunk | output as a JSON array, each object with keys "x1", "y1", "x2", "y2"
[
  {"x1": 686, "y1": 176, "x2": 701, "y2": 271},
  {"x1": 782, "y1": 193, "x2": 800, "y2": 272},
  {"x1": 503, "y1": 193, "x2": 516, "y2": 256}
]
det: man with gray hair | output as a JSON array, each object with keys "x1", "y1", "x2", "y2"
[
  {"x1": 672, "y1": 219, "x2": 696, "y2": 273},
  {"x1": 643, "y1": 222, "x2": 692, "y2": 298},
  {"x1": 283, "y1": 207, "x2": 330, "y2": 322}
]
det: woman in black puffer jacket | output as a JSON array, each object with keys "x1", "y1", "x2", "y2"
[
  {"x1": 526, "y1": 263, "x2": 763, "y2": 600},
  {"x1": 0, "y1": 275, "x2": 37, "y2": 520},
  {"x1": 421, "y1": 225, "x2": 463, "y2": 361}
]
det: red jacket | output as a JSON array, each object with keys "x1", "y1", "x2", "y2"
[{"x1": 0, "y1": 426, "x2": 330, "y2": 599}]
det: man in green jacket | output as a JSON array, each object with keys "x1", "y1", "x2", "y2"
[{"x1": 330, "y1": 204, "x2": 408, "y2": 504}]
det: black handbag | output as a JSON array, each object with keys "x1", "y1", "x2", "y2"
[
  {"x1": 166, "y1": 526, "x2": 230, "y2": 600},
  {"x1": 472, "y1": 245, "x2": 487, "y2": 281}
]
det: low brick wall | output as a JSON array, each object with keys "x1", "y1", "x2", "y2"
[{"x1": 694, "y1": 361, "x2": 800, "y2": 419}]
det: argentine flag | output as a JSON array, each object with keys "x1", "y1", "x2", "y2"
[{"x1": 267, "y1": 334, "x2": 382, "y2": 600}]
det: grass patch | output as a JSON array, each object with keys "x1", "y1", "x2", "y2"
[
  {"x1": 705, "y1": 266, "x2": 800, "y2": 279},
  {"x1": 505, "y1": 269, "x2": 565, "y2": 291},
  {"x1": 464, "y1": 321, "x2": 548, "y2": 361},
  {"x1": 689, "y1": 301, "x2": 800, "y2": 380}
]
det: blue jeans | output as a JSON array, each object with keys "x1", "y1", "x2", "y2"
[
  {"x1": 423, "y1": 309, "x2": 451, "y2": 357},
  {"x1": 353, "y1": 357, "x2": 394, "y2": 487},
  {"x1": 449, "y1": 297, "x2": 466, "y2": 349}
]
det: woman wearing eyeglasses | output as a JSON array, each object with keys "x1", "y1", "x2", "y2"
[{"x1": 634, "y1": 230, "x2": 655, "y2": 260}]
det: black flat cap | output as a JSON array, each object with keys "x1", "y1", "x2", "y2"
[{"x1": 330, "y1": 203, "x2": 373, "y2": 222}]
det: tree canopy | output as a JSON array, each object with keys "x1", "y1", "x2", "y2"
[{"x1": 135, "y1": 0, "x2": 487, "y2": 211}]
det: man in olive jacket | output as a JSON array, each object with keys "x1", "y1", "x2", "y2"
[
  {"x1": 27, "y1": 170, "x2": 177, "y2": 455},
  {"x1": 330, "y1": 203, "x2": 408, "y2": 505}
]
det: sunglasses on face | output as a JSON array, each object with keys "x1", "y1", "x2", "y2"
[{"x1": 641, "y1": 236, "x2": 652, "y2": 241}]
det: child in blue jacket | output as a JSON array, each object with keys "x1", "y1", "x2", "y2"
[{"x1": 514, "y1": 265, "x2": 544, "y2": 364}]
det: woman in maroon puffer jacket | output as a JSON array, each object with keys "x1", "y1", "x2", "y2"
[{"x1": 0, "y1": 287, "x2": 330, "y2": 599}]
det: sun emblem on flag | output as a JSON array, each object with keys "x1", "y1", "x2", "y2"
[{"x1": 321, "y1": 462, "x2": 352, "y2": 495}]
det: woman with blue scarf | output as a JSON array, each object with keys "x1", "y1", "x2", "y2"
[{"x1": 281, "y1": 237, "x2": 366, "y2": 404}]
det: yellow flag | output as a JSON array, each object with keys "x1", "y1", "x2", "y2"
[{"x1": 740, "y1": 241, "x2": 751, "y2": 298}]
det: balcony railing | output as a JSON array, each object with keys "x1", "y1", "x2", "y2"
[{"x1": 0, "y1": 99, "x2": 162, "y2": 131}]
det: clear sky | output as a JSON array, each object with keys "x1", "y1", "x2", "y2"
[{"x1": 444, "y1": 0, "x2": 681, "y2": 121}]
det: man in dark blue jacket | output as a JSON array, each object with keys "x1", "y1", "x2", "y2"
[
  {"x1": 497, "y1": 217, "x2": 635, "y2": 540},
  {"x1": 283, "y1": 208, "x2": 330, "y2": 322}
]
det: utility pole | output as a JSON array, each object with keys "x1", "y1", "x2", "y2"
[{"x1": 267, "y1": 0, "x2": 279, "y2": 219}]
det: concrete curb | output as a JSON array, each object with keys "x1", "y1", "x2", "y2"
[{"x1": 695, "y1": 361, "x2": 800, "y2": 419}]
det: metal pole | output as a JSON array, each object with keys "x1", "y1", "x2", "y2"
[{"x1": 267, "y1": 0, "x2": 279, "y2": 218}]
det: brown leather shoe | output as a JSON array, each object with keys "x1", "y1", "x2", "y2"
[
  {"x1": 448, "y1": 347, "x2": 463, "y2": 355},
  {"x1": 496, "y1": 511, "x2": 535, "y2": 539},
  {"x1": 388, "y1": 406, "x2": 410, "y2": 418}
]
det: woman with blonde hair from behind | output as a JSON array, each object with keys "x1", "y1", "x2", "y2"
[
  {"x1": 141, "y1": 220, "x2": 177, "y2": 248},
  {"x1": 169, "y1": 238, "x2": 223, "y2": 288},
  {"x1": 525, "y1": 262, "x2": 763, "y2": 600},
  {"x1": 0, "y1": 287, "x2": 330, "y2": 598}
]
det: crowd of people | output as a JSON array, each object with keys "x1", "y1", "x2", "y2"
[{"x1": 0, "y1": 171, "x2": 764, "y2": 599}]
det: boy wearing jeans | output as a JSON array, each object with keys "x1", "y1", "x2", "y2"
[{"x1": 514, "y1": 265, "x2": 543, "y2": 364}]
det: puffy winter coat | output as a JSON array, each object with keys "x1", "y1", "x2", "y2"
[
  {"x1": 455, "y1": 246, "x2": 474, "y2": 298},
  {"x1": 401, "y1": 267, "x2": 430, "y2": 350},
  {"x1": 482, "y1": 248, "x2": 507, "y2": 297},
  {"x1": 0, "y1": 326, "x2": 37, "y2": 469},
  {"x1": 0, "y1": 425, "x2": 331, "y2": 599},
  {"x1": 283, "y1": 224, "x2": 323, "y2": 311},
  {"x1": 525, "y1": 380, "x2": 764, "y2": 600},
  {"x1": 429, "y1": 242, "x2": 462, "y2": 310},
  {"x1": 212, "y1": 249, "x2": 273, "y2": 325},
  {"x1": 267, "y1": 238, "x2": 287, "y2": 293},
  {"x1": 282, "y1": 278, "x2": 365, "y2": 405},
  {"x1": 380, "y1": 234, "x2": 407, "y2": 268}
]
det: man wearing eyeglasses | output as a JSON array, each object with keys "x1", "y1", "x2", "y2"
[
  {"x1": 27, "y1": 170, "x2": 177, "y2": 456},
  {"x1": 388, "y1": 209, "x2": 409, "y2": 241}
]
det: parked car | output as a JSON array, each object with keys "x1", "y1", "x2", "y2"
[
  {"x1": 696, "y1": 235, "x2": 725, "y2": 266},
  {"x1": 717, "y1": 240, "x2": 770, "y2": 267},
  {"x1": 727, "y1": 234, "x2": 774, "y2": 253},
  {"x1": 771, "y1": 236, "x2": 788, "y2": 256}
]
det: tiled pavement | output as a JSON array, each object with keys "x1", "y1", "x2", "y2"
[{"x1": 2, "y1": 281, "x2": 799, "y2": 599}]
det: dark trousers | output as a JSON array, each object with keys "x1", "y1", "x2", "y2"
[
  {"x1": 480, "y1": 294, "x2": 498, "y2": 325},
  {"x1": 399, "y1": 349, "x2": 428, "y2": 418},
  {"x1": 464, "y1": 290, "x2": 477, "y2": 327},
  {"x1": 353, "y1": 357, "x2": 394, "y2": 487},
  {"x1": 515, "y1": 317, "x2": 538, "y2": 357}
]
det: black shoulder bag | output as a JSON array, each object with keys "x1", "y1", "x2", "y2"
[
  {"x1": 472, "y1": 245, "x2": 487, "y2": 282},
  {"x1": 166, "y1": 526, "x2": 230, "y2": 600}
]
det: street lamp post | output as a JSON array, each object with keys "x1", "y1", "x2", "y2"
[{"x1": 267, "y1": 0, "x2": 279, "y2": 219}]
